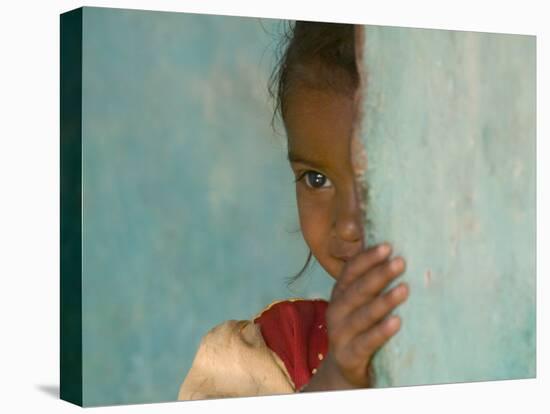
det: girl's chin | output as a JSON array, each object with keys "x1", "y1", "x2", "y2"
[{"x1": 319, "y1": 260, "x2": 344, "y2": 281}]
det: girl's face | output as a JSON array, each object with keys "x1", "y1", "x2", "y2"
[{"x1": 285, "y1": 84, "x2": 364, "y2": 280}]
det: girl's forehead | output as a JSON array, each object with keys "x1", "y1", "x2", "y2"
[
  {"x1": 285, "y1": 86, "x2": 354, "y2": 117},
  {"x1": 285, "y1": 87, "x2": 355, "y2": 148},
  {"x1": 285, "y1": 87, "x2": 355, "y2": 171}
]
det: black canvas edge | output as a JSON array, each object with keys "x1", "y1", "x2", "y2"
[{"x1": 60, "y1": 7, "x2": 84, "y2": 407}]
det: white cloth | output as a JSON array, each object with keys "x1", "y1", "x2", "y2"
[{"x1": 177, "y1": 319, "x2": 295, "y2": 401}]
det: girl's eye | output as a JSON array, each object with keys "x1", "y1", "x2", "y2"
[{"x1": 302, "y1": 171, "x2": 332, "y2": 189}]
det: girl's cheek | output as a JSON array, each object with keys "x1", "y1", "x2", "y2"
[{"x1": 296, "y1": 194, "x2": 331, "y2": 253}]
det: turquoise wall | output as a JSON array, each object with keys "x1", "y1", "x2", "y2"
[
  {"x1": 360, "y1": 26, "x2": 536, "y2": 387},
  {"x1": 80, "y1": 8, "x2": 332, "y2": 406},
  {"x1": 77, "y1": 9, "x2": 535, "y2": 404}
]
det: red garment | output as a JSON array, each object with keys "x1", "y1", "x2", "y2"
[{"x1": 253, "y1": 299, "x2": 329, "y2": 390}]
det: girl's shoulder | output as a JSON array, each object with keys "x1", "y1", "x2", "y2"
[
  {"x1": 253, "y1": 297, "x2": 329, "y2": 321},
  {"x1": 253, "y1": 298, "x2": 329, "y2": 391},
  {"x1": 177, "y1": 298, "x2": 329, "y2": 400}
]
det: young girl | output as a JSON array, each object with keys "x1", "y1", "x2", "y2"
[{"x1": 177, "y1": 21, "x2": 409, "y2": 400}]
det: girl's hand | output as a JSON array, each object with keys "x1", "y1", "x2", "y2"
[{"x1": 301, "y1": 243, "x2": 409, "y2": 391}]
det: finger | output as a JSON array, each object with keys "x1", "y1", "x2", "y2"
[
  {"x1": 344, "y1": 283, "x2": 409, "y2": 342},
  {"x1": 337, "y1": 256, "x2": 406, "y2": 313},
  {"x1": 331, "y1": 243, "x2": 392, "y2": 301},
  {"x1": 348, "y1": 315, "x2": 402, "y2": 362}
]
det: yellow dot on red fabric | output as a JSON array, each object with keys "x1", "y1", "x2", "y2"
[
  {"x1": 318, "y1": 353, "x2": 324, "y2": 361},
  {"x1": 318, "y1": 324, "x2": 323, "y2": 329}
]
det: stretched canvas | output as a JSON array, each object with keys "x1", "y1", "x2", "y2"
[{"x1": 60, "y1": 6, "x2": 535, "y2": 407}]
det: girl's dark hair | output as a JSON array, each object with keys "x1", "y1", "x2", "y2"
[
  {"x1": 268, "y1": 21, "x2": 360, "y2": 129},
  {"x1": 284, "y1": 251, "x2": 313, "y2": 288},
  {"x1": 269, "y1": 21, "x2": 360, "y2": 286}
]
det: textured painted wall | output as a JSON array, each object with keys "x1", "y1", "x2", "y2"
[
  {"x1": 81, "y1": 8, "x2": 332, "y2": 406},
  {"x1": 360, "y1": 26, "x2": 536, "y2": 387}
]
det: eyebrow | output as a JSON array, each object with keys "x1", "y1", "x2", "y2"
[{"x1": 287, "y1": 151, "x2": 326, "y2": 171}]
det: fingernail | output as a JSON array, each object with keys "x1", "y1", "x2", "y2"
[
  {"x1": 393, "y1": 284, "x2": 404, "y2": 297},
  {"x1": 390, "y1": 257, "x2": 403, "y2": 271},
  {"x1": 393, "y1": 283, "x2": 408, "y2": 299},
  {"x1": 378, "y1": 243, "x2": 391, "y2": 256},
  {"x1": 387, "y1": 315, "x2": 400, "y2": 330}
]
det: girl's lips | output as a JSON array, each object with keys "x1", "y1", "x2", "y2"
[
  {"x1": 332, "y1": 246, "x2": 362, "y2": 263},
  {"x1": 330, "y1": 238, "x2": 363, "y2": 263}
]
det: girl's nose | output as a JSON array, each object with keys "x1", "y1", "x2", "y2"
[{"x1": 333, "y1": 186, "x2": 363, "y2": 243}]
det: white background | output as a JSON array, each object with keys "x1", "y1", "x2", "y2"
[{"x1": 0, "y1": 0, "x2": 547, "y2": 412}]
